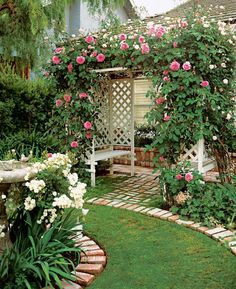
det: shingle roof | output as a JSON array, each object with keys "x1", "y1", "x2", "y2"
[{"x1": 149, "y1": 0, "x2": 236, "y2": 23}]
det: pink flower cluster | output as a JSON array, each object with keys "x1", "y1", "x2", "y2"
[
  {"x1": 63, "y1": 94, "x2": 71, "y2": 103},
  {"x1": 79, "y1": 92, "x2": 88, "y2": 99},
  {"x1": 156, "y1": 97, "x2": 165, "y2": 105},
  {"x1": 85, "y1": 35, "x2": 96, "y2": 44},
  {"x1": 71, "y1": 141, "x2": 78, "y2": 148},
  {"x1": 141, "y1": 43, "x2": 150, "y2": 54},
  {"x1": 200, "y1": 81, "x2": 209, "y2": 87},
  {"x1": 84, "y1": 121, "x2": 92, "y2": 130},
  {"x1": 148, "y1": 25, "x2": 166, "y2": 38},
  {"x1": 96, "y1": 53, "x2": 105, "y2": 62},
  {"x1": 176, "y1": 172, "x2": 194, "y2": 182},
  {"x1": 120, "y1": 42, "x2": 129, "y2": 50},
  {"x1": 52, "y1": 56, "x2": 60, "y2": 65},
  {"x1": 68, "y1": 63, "x2": 73, "y2": 73},
  {"x1": 169, "y1": 60, "x2": 191, "y2": 72},
  {"x1": 76, "y1": 56, "x2": 85, "y2": 64},
  {"x1": 54, "y1": 47, "x2": 63, "y2": 54}
]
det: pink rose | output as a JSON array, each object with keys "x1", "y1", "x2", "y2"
[
  {"x1": 141, "y1": 43, "x2": 150, "y2": 54},
  {"x1": 176, "y1": 174, "x2": 183, "y2": 180},
  {"x1": 96, "y1": 53, "x2": 105, "y2": 63},
  {"x1": 170, "y1": 60, "x2": 180, "y2": 71},
  {"x1": 79, "y1": 92, "x2": 88, "y2": 99},
  {"x1": 70, "y1": 141, "x2": 78, "y2": 148},
  {"x1": 163, "y1": 70, "x2": 169, "y2": 75},
  {"x1": 138, "y1": 35, "x2": 145, "y2": 43},
  {"x1": 185, "y1": 172, "x2": 194, "y2": 182},
  {"x1": 63, "y1": 94, "x2": 71, "y2": 103},
  {"x1": 182, "y1": 61, "x2": 191, "y2": 71},
  {"x1": 156, "y1": 26, "x2": 165, "y2": 38},
  {"x1": 92, "y1": 51, "x2": 98, "y2": 57},
  {"x1": 85, "y1": 35, "x2": 94, "y2": 44},
  {"x1": 163, "y1": 76, "x2": 170, "y2": 82},
  {"x1": 76, "y1": 56, "x2": 85, "y2": 64},
  {"x1": 67, "y1": 63, "x2": 73, "y2": 73},
  {"x1": 180, "y1": 20, "x2": 188, "y2": 28},
  {"x1": 163, "y1": 115, "x2": 171, "y2": 121},
  {"x1": 119, "y1": 34, "x2": 127, "y2": 41},
  {"x1": 156, "y1": 97, "x2": 165, "y2": 105},
  {"x1": 120, "y1": 42, "x2": 129, "y2": 50},
  {"x1": 86, "y1": 131, "x2": 92, "y2": 139},
  {"x1": 52, "y1": 56, "x2": 60, "y2": 65},
  {"x1": 56, "y1": 99, "x2": 63, "y2": 107},
  {"x1": 83, "y1": 51, "x2": 88, "y2": 57},
  {"x1": 159, "y1": 156, "x2": 165, "y2": 162},
  {"x1": 84, "y1": 121, "x2": 92, "y2": 130},
  {"x1": 44, "y1": 71, "x2": 49, "y2": 77},
  {"x1": 48, "y1": 153, "x2": 53, "y2": 158},
  {"x1": 173, "y1": 42, "x2": 178, "y2": 48},
  {"x1": 54, "y1": 47, "x2": 63, "y2": 54},
  {"x1": 200, "y1": 81, "x2": 209, "y2": 87},
  {"x1": 148, "y1": 26, "x2": 155, "y2": 35}
]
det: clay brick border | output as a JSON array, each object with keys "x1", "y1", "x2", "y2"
[
  {"x1": 87, "y1": 197, "x2": 236, "y2": 257},
  {"x1": 42, "y1": 235, "x2": 107, "y2": 289}
]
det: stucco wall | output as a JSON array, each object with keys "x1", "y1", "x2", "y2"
[{"x1": 65, "y1": 0, "x2": 129, "y2": 34}]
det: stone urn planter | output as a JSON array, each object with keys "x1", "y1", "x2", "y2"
[{"x1": 0, "y1": 161, "x2": 34, "y2": 253}]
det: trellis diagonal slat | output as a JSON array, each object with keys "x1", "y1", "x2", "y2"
[
  {"x1": 180, "y1": 139, "x2": 216, "y2": 173},
  {"x1": 86, "y1": 73, "x2": 135, "y2": 187}
]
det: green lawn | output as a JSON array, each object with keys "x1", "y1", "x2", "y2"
[{"x1": 84, "y1": 205, "x2": 236, "y2": 289}]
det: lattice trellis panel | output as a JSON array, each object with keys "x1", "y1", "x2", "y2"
[
  {"x1": 93, "y1": 82, "x2": 112, "y2": 148},
  {"x1": 111, "y1": 79, "x2": 133, "y2": 146}
]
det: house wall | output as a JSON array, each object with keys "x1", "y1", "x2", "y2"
[
  {"x1": 65, "y1": 0, "x2": 129, "y2": 34},
  {"x1": 134, "y1": 79, "x2": 153, "y2": 124}
]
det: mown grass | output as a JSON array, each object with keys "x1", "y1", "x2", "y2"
[{"x1": 84, "y1": 205, "x2": 236, "y2": 289}]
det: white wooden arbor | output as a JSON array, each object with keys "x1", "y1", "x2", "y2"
[
  {"x1": 180, "y1": 139, "x2": 216, "y2": 173},
  {"x1": 86, "y1": 68, "x2": 135, "y2": 187}
]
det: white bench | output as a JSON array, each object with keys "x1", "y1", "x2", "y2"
[{"x1": 86, "y1": 148, "x2": 135, "y2": 187}]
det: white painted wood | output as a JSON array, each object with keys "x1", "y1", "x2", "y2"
[{"x1": 93, "y1": 67, "x2": 127, "y2": 73}]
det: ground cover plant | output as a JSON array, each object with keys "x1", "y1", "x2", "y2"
[{"x1": 84, "y1": 205, "x2": 236, "y2": 289}]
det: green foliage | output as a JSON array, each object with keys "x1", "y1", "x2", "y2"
[
  {"x1": 0, "y1": 211, "x2": 81, "y2": 289},
  {"x1": 175, "y1": 180, "x2": 236, "y2": 228},
  {"x1": 134, "y1": 124, "x2": 155, "y2": 147},
  {"x1": 0, "y1": 66, "x2": 57, "y2": 158}
]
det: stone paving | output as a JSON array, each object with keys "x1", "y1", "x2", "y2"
[{"x1": 96, "y1": 173, "x2": 160, "y2": 208}]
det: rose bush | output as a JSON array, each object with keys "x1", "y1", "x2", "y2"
[{"x1": 45, "y1": 5, "x2": 235, "y2": 184}]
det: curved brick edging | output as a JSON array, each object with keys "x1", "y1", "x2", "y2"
[
  {"x1": 87, "y1": 197, "x2": 236, "y2": 257},
  {"x1": 43, "y1": 235, "x2": 107, "y2": 289}
]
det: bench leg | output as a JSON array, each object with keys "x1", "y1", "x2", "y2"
[
  {"x1": 131, "y1": 153, "x2": 135, "y2": 176},
  {"x1": 90, "y1": 163, "x2": 96, "y2": 187}
]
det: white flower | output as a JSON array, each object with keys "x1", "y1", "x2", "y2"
[
  {"x1": 226, "y1": 113, "x2": 232, "y2": 120},
  {"x1": 102, "y1": 43, "x2": 107, "y2": 48},
  {"x1": 133, "y1": 44, "x2": 140, "y2": 50},
  {"x1": 53, "y1": 194, "x2": 73, "y2": 208},
  {"x1": 213, "y1": 136, "x2": 217, "y2": 141},
  {"x1": 221, "y1": 63, "x2": 226, "y2": 68},
  {"x1": 71, "y1": 34, "x2": 76, "y2": 38},
  {"x1": 209, "y1": 64, "x2": 215, "y2": 69},
  {"x1": 219, "y1": 5, "x2": 225, "y2": 9},
  {"x1": 25, "y1": 179, "x2": 46, "y2": 193},
  {"x1": 223, "y1": 79, "x2": 228, "y2": 84},
  {"x1": 67, "y1": 173, "x2": 78, "y2": 186},
  {"x1": 82, "y1": 208, "x2": 89, "y2": 216},
  {"x1": 24, "y1": 196, "x2": 36, "y2": 211},
  {"x1": 203, "y1": 23, "x2": 209, "y2": 28},
  {"x1": 0, "y1": 232, "x2": 5, "y2": 238},
  {"x1": 1, "y1": 194, "x2": 6, "y2": 200},
  {"x1": 52, "y1": 191, "x2": 57, "y2": 196}
]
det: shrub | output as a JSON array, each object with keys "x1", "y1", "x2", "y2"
[{"x1": 0, "y1": 65, "x2": 56, "y2": 158}]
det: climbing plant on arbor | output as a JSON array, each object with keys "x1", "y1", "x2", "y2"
[{"x1": 45, "y1": 5, "x2": 236, "y2": 181}]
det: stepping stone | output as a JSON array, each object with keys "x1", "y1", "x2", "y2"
[
  {"x1": 81, "y1": 255, "x2": 106, "y2": 266},
  {"x1": 168, "y1": 215, "x2": 179, "y2": 222},
  {"x1": 205, "y1": 227, "x2": 226, "y2": 236},
  {"x1": 176, "y1": 219, "x2": 194, "y2": 227},
  {"x1": 146, "y1": 208, "x2": 162, "y2": 216},
  {"x1": 196, "y1": 226, "x2": 209, "y2": 233},
  {"x1": 80, "y1": 249, "x2": 105, "y2": 257},
  {"x1": 152, "y1": 210, "x2": 169, "y2": 217},
  {"x1": 75, "y1": 271, "x2": 95, "y2": 286},
  {"x1": 159, "y1": 212, "x2": 173, "y2": 220},
  {"x1": 231, "y1": 247, "x2": 236, "y2": 256},
  {"x1": 79, "y1": 244, "x2": 100, "y2": 251},
  {"x1": 86, "y1": 198, "x2": 98, "y2": 204},
  {"x1": 61, "y1": 280, "x2": 83, "y2": 289},
  {"x1": 212, "y1": 230, "x2": 234, "y2": 240},
  {"x1": 126, "y1": 204, "x2": 140, "y2": 210},
  {"x1": 78, "y1": 240, "x2": 96, "y2": 247},
  {"x1": 134, "y1": 206, "x2": 146, "y2": 212},
  {"x1": 189, "y1": 223, "x2": 201, "y2": 230},
  {"x1": 76, "y1": 263, "x2": 103, "y2": 275}
]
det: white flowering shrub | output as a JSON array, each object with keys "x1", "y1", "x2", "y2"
[{"x1": 3, "y1": 153, "x2": 87, "y2": 232}]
